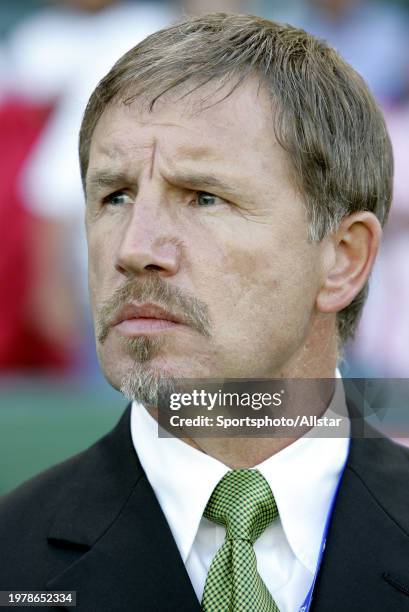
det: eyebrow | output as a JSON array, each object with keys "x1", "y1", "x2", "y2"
[
  {"x1": 165, "y1": 171, "x2": 241, "y2": 199},
  {"x1": 86, "y1": 171, "x2": 132, "y2": 193},
  {"x1": 86, "y1": 169, "x2": 242, "y2": 199}
]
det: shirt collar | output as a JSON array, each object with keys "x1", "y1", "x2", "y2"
[
  {"x1": 130, "y1": 373, "x2": 350, "y2": 571},
  {"x1": 131, "y1": 402, "x2": 229, "y2": 563}
]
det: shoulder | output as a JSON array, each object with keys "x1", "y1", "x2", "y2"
[
  {"x1": 0, "y1": 447, "x2": 93, "y2": 588},
  {"x1": 348, "y1": 432, "x2": 409, "y2": 481},
  {"x1": 0, "y1": 445, "x2": 91, "y2": 531},
  {"x1": 346, "y1": 433, "x2": 409, "y2": 531}
]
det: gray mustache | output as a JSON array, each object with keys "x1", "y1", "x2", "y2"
[{"x1": 95, "y1": 274, "x2": 212, "y2": 344}]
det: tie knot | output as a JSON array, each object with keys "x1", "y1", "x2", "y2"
[{"x1": 204, "y1": 469, "x2": 278, "y2": 544}]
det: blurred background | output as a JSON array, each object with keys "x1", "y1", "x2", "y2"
[{"x1": 1, "y1": 0, "x2": 408, "y2": 494}]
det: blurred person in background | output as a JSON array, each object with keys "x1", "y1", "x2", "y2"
[
  {"x1": 304, "y1": 0, "x2": 409, "y2": 105},
  {"x1": 1, "y1": 0, "x2": 173, "y2": 374},
  {"x1": 0, "y1": 95, "x2": 62, "y2": 371},
  {"x1": 184, "y1": 0, "x2": 250, "y2": 13},
  {"x1": 259, "y1": 0, "x2": 409, "y2": 105}
]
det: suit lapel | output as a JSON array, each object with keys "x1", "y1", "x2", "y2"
[
  {"x1": 312, "y1": 432, "x2": 409, "y2": 611},
  {"x1": 45, "y1": 406, "x2": 201, "y2": 611}
]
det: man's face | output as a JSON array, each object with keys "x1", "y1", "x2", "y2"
[{"x1": 85, "y1": 79, "x2": 325, "y2": 400}]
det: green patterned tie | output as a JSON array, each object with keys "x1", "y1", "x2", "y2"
[{"x1": 202, "y1": 469, "x2": 280, "y2": 612}]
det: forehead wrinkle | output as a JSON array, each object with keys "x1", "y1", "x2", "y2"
[
  {"x1": 94, "y1": 140, "x2": 148, "y2": 162},
  {"x1": 89, "y1": 134, "x2": 161, "y2": 184},
  {"x1": 172, "y1": 144, "x2": 220, "y2": 163},
  {"x1": 149, "y1": 138, "x2": 157, "y2": 181},
  {"x1": 127, "y1": 119, "x2": 194, "y2": 130}
]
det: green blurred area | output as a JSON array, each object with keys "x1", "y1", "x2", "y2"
[{"x1": 0, "y1": 377, "x2": 126, "y2": 496}]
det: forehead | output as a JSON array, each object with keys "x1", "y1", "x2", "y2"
[{"x1": 88, "y1": 78, "x2": 290, "y2": 179}]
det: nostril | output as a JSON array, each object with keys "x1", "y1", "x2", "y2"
[
  {"x1": 145, "y1": 264, "x2": 163, "y2": 271},
  {"x1": 115, "y1": 263, "x2": 128, "y2": 275}
]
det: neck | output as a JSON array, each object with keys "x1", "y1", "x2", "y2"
[{"x1": 178, "y1": 379, "x2": 336, "y2": 468}]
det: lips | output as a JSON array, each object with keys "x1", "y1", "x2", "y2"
[{"x1": 113, "y1": 303, "x2": 183, "y2": 326}]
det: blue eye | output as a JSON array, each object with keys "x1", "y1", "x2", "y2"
[
  {"x1": 104, "y1": 191, "x2": 132, "y2": 206},
  {"x1": 197, "y1": 192, "x2": 218, "y2": 206}
]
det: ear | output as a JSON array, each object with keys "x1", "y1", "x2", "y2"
[{"x1": 316, "y1": 211, "x2": 382, "y2": 315}]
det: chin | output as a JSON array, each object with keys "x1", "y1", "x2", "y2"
[
  {"x1": 99, "y1": 333, "x2": 215, "y2": 398},
  {"x1": 115, "y1": 357, "x2": 181, "y2": 405}
]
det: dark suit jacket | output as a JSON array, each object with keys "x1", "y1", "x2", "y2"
[{"x1": 1, "y1": 404, "x2": 409, "y2": 611}]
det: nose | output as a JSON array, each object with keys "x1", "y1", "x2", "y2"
[{"x1": 114, "y1": 197, "x2": 182, "y2": 278}]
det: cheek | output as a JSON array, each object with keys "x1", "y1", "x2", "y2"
[
  {"x1": 223, "y1": 249, "x2": 280, "y2": 333},
  {"x1": 195, "y1": 222, "x2": 320, "y2": 335},
  {"x1": 192, "y1": 227, "x2": 281, "y2": 328},
  {"x1": 213, "y1": 223, "x2": 287, "y2": 294},
  {"x1": 86, "y1": 227, "x2": 117, "y2": 305}
]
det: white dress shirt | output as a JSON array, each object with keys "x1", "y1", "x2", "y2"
[{"x1": 130, "y1": 380, "x2": 350, "y2": 612}]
